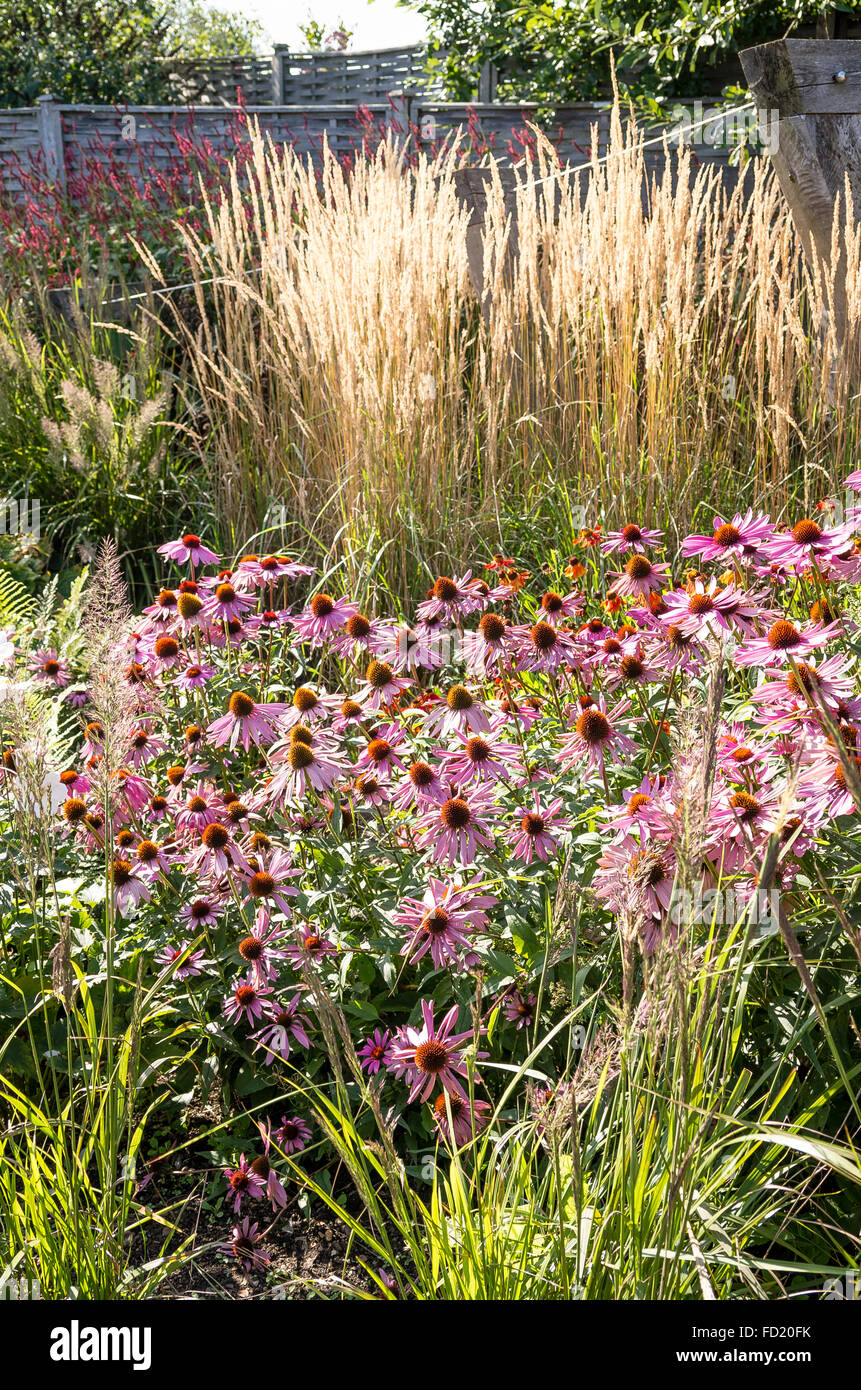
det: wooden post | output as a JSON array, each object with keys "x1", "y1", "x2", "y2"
[
  {"x1": 739, "y1": 39, "x2": 861, "y2": 349},
  {"x1": 386, "y1": 90, "x2": 411, "y2": 144},
  {"x1": 36, "y1": 94, "x2": 66, "y2": 193},
  {"x1": 477, "y1": 61, "x2": 497, "y2": 104}
]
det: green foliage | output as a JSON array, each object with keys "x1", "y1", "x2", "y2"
[
  {"x1": 407, "y1": 1, "x2": 858, "y2": 105},
  {"x1": 166, "y1": 0, "x2": 268, "y2": 58},
  {"x1": 0, "y1": 0, "x2": 268, "y2": 106}
]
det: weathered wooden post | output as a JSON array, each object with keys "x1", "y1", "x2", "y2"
[
  {"x1": 36, "y1": 94, "x2": 66, "y2": 194},
  {"x1": 739, "y1": 39, "x2": 861, "y2": 350}
]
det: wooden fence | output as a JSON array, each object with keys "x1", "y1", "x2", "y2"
[{"x1": 0, "y1": 92, "x2": 777, "y2": 203}]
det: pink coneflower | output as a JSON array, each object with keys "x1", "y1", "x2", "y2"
[
  {"x1": 332, "y1": 697, "x2": 368, "y2": 733},
  {"x1": 390, "y1": 1000, "x2": 478, "y2": 1102},
  {"x1": 489, "y1": 695, "x2": 544, "y2": 731},
  {"x1": 601, "y1": 523, "x2": 664, "y2": 554},
  {"x1": 175, "y1": 782, "x2": 226, "y2": 835},
  {"x1": 155, "y1": 942, "x2": 208, "y2": 980},
  {"x1": 710, "y1": 786, "x2": 782, "y2": 869},
  {"x1": 235, "y1": 910, "x2": 289, "y2": 984},
  {"x1": 416, "y1": 571, "x2": 481, "y2": 625},
  {"x1": 421, "y1": 684, "x2": 493, "y2": 739},
  {"x1": 390, "y1": 759, "x2": 446, "y2": 809},
  {"x1": 509, "y1": 794, "x2": 568, "y2": 863},
  {"x1": 395, "y1": 879, "x2": 481, "y2": 968},
  {"x1": 681, "y1": 510, "x2": 775, "y2": 563},
  {"x1": 380, "y1": 620, "x2": 449, "y2": 672},
  {"x1": 223, "y1": 976, "x2": 273, "y2": 1026},
  {"x1": 416, "y1": 789, "x2": 497, "y2": 865},
  {"x1": 558, "y1": 697, "x2": 639, "y2": 776},
  {"x1": 266, "y1": 732, "x2": 346, "y2": 802},
  {"x1": 178, "y1": 895, "x2": 223, "y2": 928},
  {"x1": 208, "y1": 691, "x2": 288, "y2": 752},
  {"x1": 752, "y1": 655, "x2": 855, "y2": 723},
  {"x1": 291, "y1": 592, "x2": 359, "y2": 645},
  {"x1": 186, "y1": 821, "x2": 251, "y2": 879},
  {"x1": 235, "y1": 553, "x2": 315, "y2": 590},
  {"x1": 173, "y1": 663, "x2": 215, "y2": 692},
  {"x1": 252, "y1": 993, "x2": 311, "y2": 1063},
  {"x1": 593, "y1": 840, "x2": 677, "y2": 930},
  {"x1": 734, "y1": 619, "x2": 841, "y2": 668},
  {"x1": 59, "y1": 768, "x2": 91, "y2": 798},
  {"x1": 601, "y1": 641, "x2": 665, "y2": 692},
  {"x1": 330, "y1": 611, "x2": 390, "y2": 662},
  {"x1": 158, "y1": 533, "x2": 220, "y2": 568},
  {"x1": 203, "y1": 579, "x2": 255, "y2": 625},
  {"x1": 220, "y1": 1217, "x2": 270, "y2": 1272},
  {"x1": 512, "y1": 620, "x2": 580, "y2": 675},
  {"x1": 224, "y1": 1153, "x2": 267, "y2": 1213},
  {"x1": 284, "y1": 926, "x2": 337, "y2": 969},
  {"x1": 602, "y1": 776, "x2": 672, "y2": 840},
  {"x1": 609, "y1": 554, "x2": 671, "y2": 599},
  {"x1": 353, "y1": 773, "x2": 391, "y2": 809},
  {"x1": 250, "y1": 1123, "x2": 289, "y2": 1210},
  {"x1": 659, "y1": 580, "x2": 743, "y2": 639},
  {"x1": 242, "y1": 848, "x2": 301, "y2": 915},
  {"x1": 354, "y1": 658, "x2": 413, "y2": 711},
  {"x1": 282, "y1": 686, "x2": 343, "y2": 728},
  {"x1": 133, "y1": 836, "x2": 172, "y2": 880},
  {"x1": 358, "y1": 1028, "x2": 395, "y2": 1074},
  {"x1": 501, "y1": 989, "x2": 537, "y2": 1030},
  {"x1": 433, "y1": 1091, "x2": 491, "y2": 1146},
  {"x1": 31, "y1": 648, "x2": 70, "y2": 688},
  {"x1": 356, "y1": 724, "x2": 408, "y2": 781},
  {"x1": 127, "y1": 727, "x2": 166, "y2": 768},
  {"x1": 799, "y1": 752, "x2": 861, "y2": 820},
  {"x1": 147, "y1": 633, "x2": 184, "y2": 673},
  {"x1": 538, "y1": 589, "x2": 585, "y2": 624},
  {"x1": 765, "y1": 517, "x2": 855, "y2": 574},
  {"x1": 463, "y1": 612, "x2": 512, "y2": 676},
  {"x1": 111, "y1": 859, "x2": 151, "y2": 916},
  {"x1": 435, "y1": 731, "x2": 520, "y2": 786},
  {"x1": 143, "y1": 588, "x2": 179, "y2": 624},
  {"x1": 273, "y1": 1115, "x2": 311, "y2": 1155}
]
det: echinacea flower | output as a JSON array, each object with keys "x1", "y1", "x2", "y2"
[
  {"x1": 733, "y1": 619, "x2": 841, "y2": 668},
  {"x1": 158, "y1": 533, "x2": 220, "y2": 568},
  {"x1": 681, "y1": 510, "x2": 775, "y2": 563},
  {"x1": 601, "y1": 523, "x2": 664, "y2": 555},
  {"x1": 224, "y1": 1154, "x2": 267, "y2": 1213},
  {"x1": 415, "y1": 789, "x2": 497, "y2": 865},
  {"x1": 395, "y1": 879, "x2": 480, "y2": 968},
  {"x1": 358, "y1": 1027, "x2": 395, "y2": 1074},
  {"x1": 219, "y1": 1217, "x2": 270, "y2": 1272},
  {"x1": 435, "y1": 731, "x2": 520, "y2": 786},
  {"x1": 250, "y1": 1123, "x2": 289, "y2": 1210},
  {"x1": 558, "y1": 698, "x2": 639, "y2": 776},
  {"x1": 273, "y1": 1115, "x2": 311, "y2": 1155},
  {"x1": 501, "y1": 989, "x2": 537, "y2": 1029},
  {"x1": 291, "y1": 592, "x2": 359, "y2": 645},
  {"x1": 389, "y1": 1000, "x2": 479, "y2": 1102},
  {"x1": 432, "y1": 1091, "x2": 491, "y2": 1146},
  {"x1": 223, "y1": 976, "x2": 273, "y2": 1026},
  {"x1": 355, "y1": 659, "x2": 413, "y2": 710},
  {"x1": 284, "y1": 927, "x2": 337, "y2": 969},
  {"x1": 30, "y1": 648, "x2": 70, "y2": 688},
  {"x1": 208, "y1": 691, "x2": 288, "y2": 752},
  {"x1": 765, "y1": 517, "x2": 855, "y2": 574},
  {"x1": 609, "y1": 554, "x2": 671, "y2": 599},
  {"x1": 509, "y1": 794, "x2": 568, "y2": 863},
  {"x1": 155, "y1": 942, "x2": 208, "y2": 980},
  {"x1": 420, "y1": 684, "x2": 492, "y2": 739},
  {"x1": 242, "y1": 848, "x2": 301, "y2": 914},
  {"x1": 252, "y1": 993, "x2": 311, "y2": 1063}
]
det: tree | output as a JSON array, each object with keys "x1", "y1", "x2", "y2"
[
  {"x1": 404, "y1": 1, "x2": 859, "y2": 106},
  {"x1": 0, "y1": 0, "x2": 267, "y2": 106},
  {"x1": 166, "y1": 1, "x2": 268, "y2": 58}
]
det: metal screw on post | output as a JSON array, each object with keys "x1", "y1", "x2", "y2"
[{"x1": 833, "y1": 70, "x2": 847, "y2": 83}]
